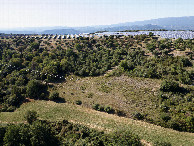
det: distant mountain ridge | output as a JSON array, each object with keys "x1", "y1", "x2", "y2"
[
  {"x1": 42, "y1": 29, "x2": 80, "y2": 35},
  {"x1": 114, "y1": 16, "x2": 194, "y2": 30},
  {"x1": 0, "y1": 16, "x2": 194, "y2": 34}
]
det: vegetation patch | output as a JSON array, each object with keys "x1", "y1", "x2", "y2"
[{"x1": 0, "y1": 100, "x2": 194, "y2": 145}]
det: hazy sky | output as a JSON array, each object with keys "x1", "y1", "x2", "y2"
[{"x1": 0, "y1": 0, "x2": 194, "y2": 29}]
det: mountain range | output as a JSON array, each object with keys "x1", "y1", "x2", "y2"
[{"x1": 0, "y1": 16, "x2": 194, "y2": 34}]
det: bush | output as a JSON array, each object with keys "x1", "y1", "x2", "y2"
[
  {"x1": 107, "y1": 130, "x2": 141, "y2": 146},
  {"x1": 160, "y1": 80, "x2": 180, "y2": 92},
  {"x1": 168, "y1": 119, "x2": 181, "y2": 131},
  {"x1": 160, "y1": 103, "x2": 169, "y2": 112},
  {"x1": 75, "y1": 100, "x2": 82, "y2": 105},
  {"x1": 87, "y1": 93, "x2": 94, "y2": 98},
  {"x1": 160, "y1": 113, "x2": 171, "y2": 122},
  {"x1": 7, "y1": 94, "x2": 24, "y2": 107},
  {"x1": 98, "y1": 105, "x2": 104, "y2": 111},
  {"x1": 115, "y1": 110, "x2": 126, "y2": 117},
  {"x1": 92, "y1": 104, "x2": 104, "y2": 111},
  {"x1": 24, "y1": 110, "x2": 38, "y2": 124},
  {"x1": 185, "y1": 116, "x2": 194, "y2": 132},
  {"x1": 92, "y1": 104, "x2": 100, "y2": 110},
  {"x1": 49, "y1": 91, "x2": 59, "y2": 101},
  {"x1": 184, "y1": 93, "x2": 193, "y2": 102},
  {"x1": 180, "y1": 57, "x2": 192, "y2": 67},
  {"x1": 158, "y1": 92, "x2": 168, "y2": 100},
  {"x1": 133, "y1": 112, "x2": 144, "y2": 120},
  {"x1": 6, "y1": 106, "x2": 16, "y2": 112},
  {"x1": 104, "y1": 105, "x2": 114, "y2": 114},
  {"x1": 154, "y1": 141, "x2": 172, "y2": 146}
]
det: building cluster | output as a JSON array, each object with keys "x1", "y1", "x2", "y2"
[
  {"x1": 0, "y1": 33, "x2": 95, "y2": 40},
  {"x1": 0, "y1": 31, "x2": 194, "y2": 40},
  {"x1": 95, "y1": 31, "x2": 194, "y2": 39}
]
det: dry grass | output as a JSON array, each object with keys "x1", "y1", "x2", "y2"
[{"x1": 55, "y1": 75, "x2": 161, "y2": 120}]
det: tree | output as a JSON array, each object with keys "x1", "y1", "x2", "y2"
[
  {"x1": 30, "y1": 121, "x2": 59, "y2": 146},
  {"x1": 149, "y1": 32, "x2": 154, "y2": 37},
  {"x1": 3, "y1": 122, "x2": 59, "y2": 146},
  {"x1": 146, "y1": 43, "x2": 156, "y2": 52},
  {"x1": 30, "y1": 42, "x2": 40, "y2": 50},
  {"x1": 0, "y1": 126, "x2": 6, "y2": 145},
  {"x1": 26, "y1": 80, "x2": 47, "y2": 99},
  {"x1": 9, "y1": 58, "x2": 23, "y2": 68},
  {"x1": 60, "y1": 58, "x2": 70, "y2": 73},
  {"x1": 25, "y1": 110, "x2": 38, "y2": 124},
  {"x1": 3, "y1": 125, "x2": 21, "y2": 145}
]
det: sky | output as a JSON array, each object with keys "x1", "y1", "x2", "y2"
[{"x1": 0, "y1": 0, "x2": 194, "y2": 29}]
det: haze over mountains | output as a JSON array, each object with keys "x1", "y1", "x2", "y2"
[{"x1": 1, "y1": 16, "x2": 194, "y2": 34}]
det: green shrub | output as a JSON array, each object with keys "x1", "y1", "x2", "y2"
[
  {"x1": 7, "y1": 94, "x2": 24, "y2": 107},
  {"x1": 104, "y1": 105, "x2": 114, "y2": 114},
  {"x1": 160, "y1": 80, "x2": 180, "y2": 92},
  {"x1": 185, "y1": 116, "x2": 194, "y2": 132},
  {"x1": 75, "y1": 100, "x2": 82, "y2": 105},
  {"x1": 24, "y1": 110, "x2": 38, "y2": 124},
  {"x1": 6, "y1": 106, "x2": 16, "y2": 112},
  {"x1": 133, "y1": 112, "x2": 144, "y2": 120},
  {"x1": 98, "y1": 105, "x2": 105, "y2": 111},
  {"x1": 87, "y1": 93, "x2": 94, "y2": 98},
  {"x1": 184, "y1": 93, "x2": 193, "y2": 102},
  {"x1": 180, "y1": 57, "x2": 192, "y2": 67},
  {"x1": 92, "y1": 104, "x2": 100, "y2": 111},
  {"x1": 107, "y1": 130, "x2": 141, "y2": 146},
  {"x1": 92, "y1": 104, "x2": 104, "y2": 111},
  {"x1": 158, "y1": 92, "x2": 168, "y2": 100},
  {"x1": 160, "y1": 103, "x2": 169, "y2": 112},
  {"x1": 168, "y1": 119, "x2": 181, "y2": 131},
  {"x1": 160, "y1": 113, "x2": 171, "y2": 122},
  {"x1": 49, "y1": 91, "x2": 59, "y2": 101}
]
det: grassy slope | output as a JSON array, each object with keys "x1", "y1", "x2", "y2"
[
  {"x1": 55, "y1": 75, "x2": 161, "y2": 120},
  {"x1": 0, "y1": 100, "x2": 194, "y2": 146}
]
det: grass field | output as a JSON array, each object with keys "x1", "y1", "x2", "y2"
[
  {"x1": 54, "y1": 75, "x2": 162, "y2": 120},
  {"x1": 0, "y1": 100, "x2": 194, "y2": 146}
]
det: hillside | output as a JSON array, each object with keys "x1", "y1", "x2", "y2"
[
  {"x1": 0, "y1": 34, "x2": 193, "y2": 145},
  {"x1": 113, "y1": 16, "x2": 194, "y2": 30},
  {"x1": 0, "y1": 100, "x2": 194, "y2": 145},
  {"x1": 55, "y1": 75, "x2": 161, "y2": 119},
  {"x1": 42, "y1": 29, "x2": 80, "y2": 35}
]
